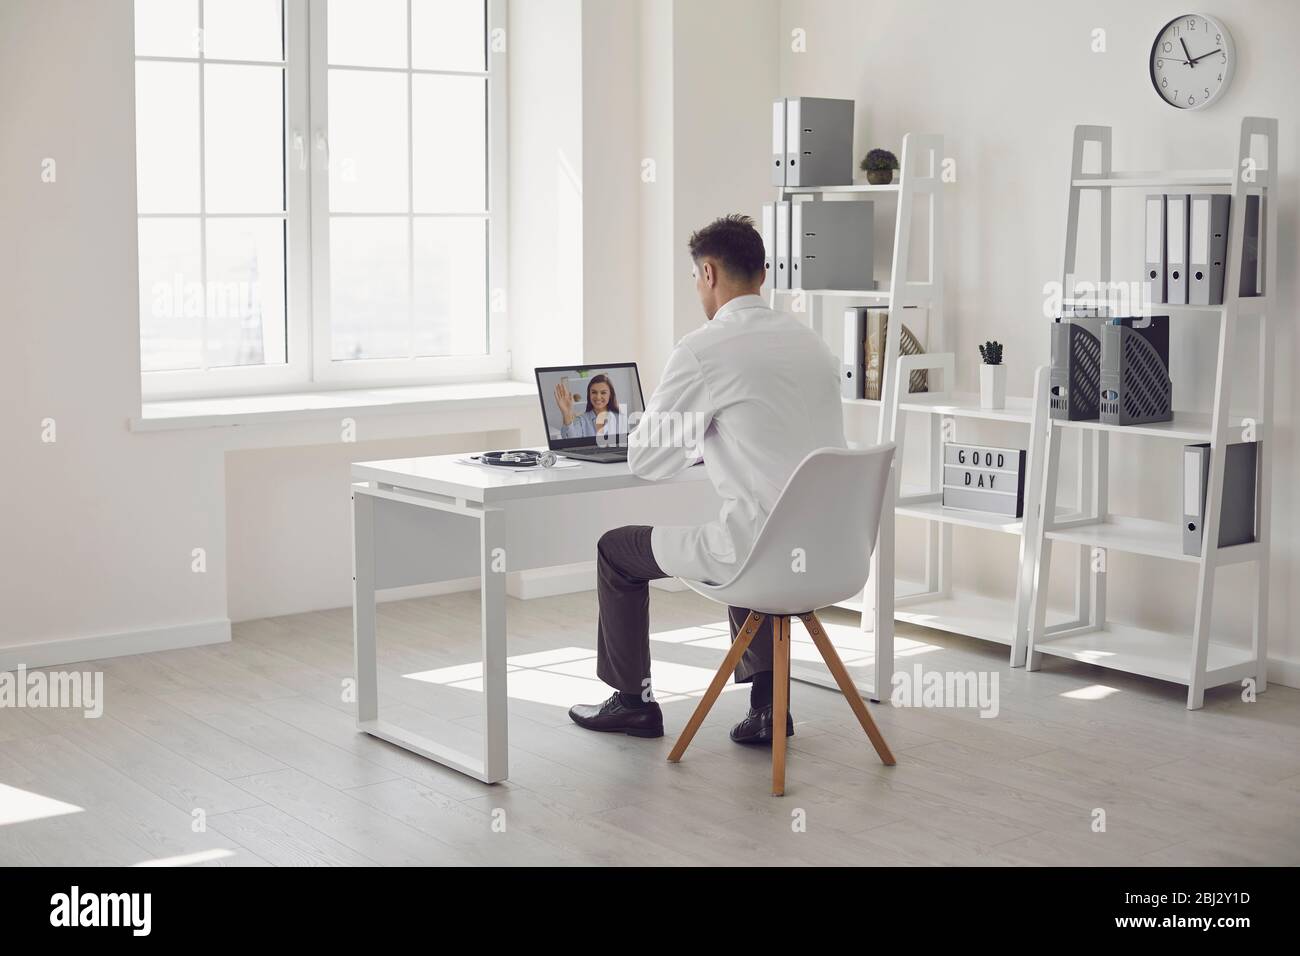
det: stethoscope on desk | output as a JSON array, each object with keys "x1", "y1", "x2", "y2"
[{"x1": 471, "y1": 449, "x2": 558, "y2": 468}]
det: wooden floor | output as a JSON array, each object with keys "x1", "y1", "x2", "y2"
[{"x1": 2, "y1": 588, "x2": 1298, "y2": 866}]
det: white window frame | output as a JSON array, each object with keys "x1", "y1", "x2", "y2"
[{"x1": 138, "y1": 0, "x2": 509, "y2": 401}]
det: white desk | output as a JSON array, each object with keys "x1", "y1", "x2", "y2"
[{"x1": 351, "y1": 452, "x2": 894, "y2": 783}]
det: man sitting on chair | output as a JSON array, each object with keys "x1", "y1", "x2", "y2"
[{"x1": 568, "y1": 214, "x2": 846, "y2": 743}]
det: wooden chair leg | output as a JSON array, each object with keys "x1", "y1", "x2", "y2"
[
  {"x1": 771, "y1": 615, "x2": 790, "y2": 796},
  {"x1": 668, "y1": 611, "x2": 765, "y2": 763},
  {"x1": 799, "y1": 611, "x2": 896, "y2": 766}
]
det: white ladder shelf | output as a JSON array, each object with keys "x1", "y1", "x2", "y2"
[
  {"x1": 765, "y1": 132, "x2": 945, "y2": 698},
  {"x1": 768, "y1": 132, "x2": 1055, "y2": 676},
  {"x1": 883, "y1": 355, "x2": 1052, "y2": 667},
  {"x1": 1026, "y1": 117, "x2": 1276, "y2": 710},
  {"x1": 768, "y1": 131, "x2": 946, "y2": 445}
]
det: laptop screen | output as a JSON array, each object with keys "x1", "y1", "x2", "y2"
[{"x1": 534, "y1": 364, "x2": 646, "y2": 450}]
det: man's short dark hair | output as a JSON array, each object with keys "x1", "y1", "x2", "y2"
[{"x1": 688, "y1": 214, "x2": 765, "y2": 283}]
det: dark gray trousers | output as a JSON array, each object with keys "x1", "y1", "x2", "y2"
[{"x1": 595, "y1": 525, "x2": 774, "y2": 695}]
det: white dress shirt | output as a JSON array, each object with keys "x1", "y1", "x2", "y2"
[{"x1": 628, "y1": 294, "x2": 846, "y2": 585}]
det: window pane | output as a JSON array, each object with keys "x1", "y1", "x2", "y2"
[
  {"x1": 330, "y1": 218, "x2": 410, "y2": 359},
  {"x1": 134, "y1": 0, "x2": 199, "y2": 58},
  {"x1": 135, "y1": 61, "x2": 200, "y2": 213},
  {"x1": 206, "y1": 218, "x2": 287, "y2": 368},
  {"x1": 412, "y1": 74, "x2": 486, "y2": 213},
  {"x1": 328, "y1": 70, "x2": 409, "y2": 213},
  {"x1": 413, "y1": 218, "x2": 487, "y2": 356},
  {"x1": 139, "y1": 218, "x2": 203, "y2": 372},
  {"x1": 203, "y1": 0, "x2": 284, "y2": 62},
  {"x1": 412, "y1": 0, "x2": 485, "y2": 72},
  {"x1": 205, "y1": 64, "x2": 285, "y2": 213},
  {"x1": 327, "y1": 0, "x2": 406, "y2": 68}
]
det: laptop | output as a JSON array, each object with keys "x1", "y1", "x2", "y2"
[{"x1": 535, "y1": 363, "x2": 646, "y2": 463}]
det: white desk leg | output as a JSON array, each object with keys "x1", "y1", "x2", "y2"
[
  {"x1": 480, "y1": 506, "x2": 509, "y2": 783},
  {"x1": 352, "y1": 489, "x2": 379, "y2": 726},
  {"x1": 872, "y1": 464, "x2": 896, "y2": 704}
]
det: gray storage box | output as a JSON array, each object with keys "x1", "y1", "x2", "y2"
[
  {"x1": 774, "y1": 200, "x2": 792, "y2": 289},
  {"x1": 1239, "y1": 194, "x2": 1264, "y2": 297},
  {"x1": 770, "y1": 99, "x2": 788, "y2": 186},
  {"x1": 1100, "y1": 316, "x2": 1172, "y2": 426},
  {"x1": 791, "y1": 199, "x2": 873, "y2": 291},
  {"x1": 1049, "y1": 315, "x2": 1104, "y2": 421},
  {"x1": 777, "y1": 97, "x2": 854, "y2": 188},
  {"x1": 1188, "y1": 194, "x2": 1230, "y2": 306},
  {"x1": 1182, "y1": 441, "x2": 1257, "y2": 556}
]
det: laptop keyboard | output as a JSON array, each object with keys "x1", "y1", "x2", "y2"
[{"x1": 565, "y1": 447, "x2": 627, "y2": 462}]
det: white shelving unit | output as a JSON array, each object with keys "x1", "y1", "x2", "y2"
[
  {"x1": 768, "y1": 132, "x2": 1056, "y2": 672},
  {"x1": 1026, "y1": 118, "x2": 1277, "y2": 710},
  {"x1": 765, "y1": 133, "x2": 944, "y2": 698},
  {"x1": 768, "y1": 132, "x2": 946, "y2": 444},
  {"x1": 882, "y1": 354, "x2": 1053, "y2": 666}
]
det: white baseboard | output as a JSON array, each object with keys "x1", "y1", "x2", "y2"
[
  {"x1": 506, "y1": 564, "x2": 689, "y2": 598},
  {"x1": 376, "y1": 577, "x2": 482, "y2": 602},
  {"x1": 379, "y1": 563, "x2": 684, "y2": 602},
  {"x1": 0, "y1": 619, "x2": 231, "y2": 672},
  {"x1": 8, "y1": 611, "x2": 1294, "y2": 697},
  {"x1": 376, "y1": 566, "x2": 599, "y2": 602},
  {"x1": 1266, "y1": 654, "x2": 1300, "y2": 691},
  {"x1": 507, "y1": 562, "x2": 595, "y2": 600}
]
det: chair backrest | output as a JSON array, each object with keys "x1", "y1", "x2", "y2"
[{"x1": 698, "y1": 444, "x2": 895, "y2": 615}]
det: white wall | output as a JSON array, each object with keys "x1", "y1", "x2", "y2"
[
  {"x1": 637, "y1": 0, "x2": 677, "y2": 391},
  {"x1": 0, "y1": 0, "x2": 230, "y2": 658},
  {"x1": 582, "y1": 0, "x2": 642, "y2": 365},
  {"x1": 779, "y1": 0, "x2": 1298, "y2": 671},
  {"x1": 638, "y1": 0, "x2": 781, "y2": 391},
  {"x1": 671, "y1": 0, "x2": 780, "y2": 341},
  {"x1": 0, "y1": 0, "x2": 541, "y2": 664},
  {"x1": 508, "y1": 0, "x2": 586, "y2": 377},
  {"x1": 0, "y1": 0, "x2": 737, "y2": 662},
  {"x1": 225, "y1": 429, "x2": 524, "y2": 622}
]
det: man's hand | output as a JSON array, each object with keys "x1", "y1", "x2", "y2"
[{"x1": 554, "y1": 380, "x2": 576, "y2": 424}]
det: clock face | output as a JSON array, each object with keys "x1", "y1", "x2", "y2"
[{"x1": 1150, "y1": 14, "x2": 1235, "y2": 110}]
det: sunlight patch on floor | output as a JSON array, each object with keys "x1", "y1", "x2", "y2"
[
  {"x1": 648, "y1": 624, "x2": 729, "y2": 644},
  {"x1": 399, "y1": 613, "x2": 900, "y2": 709},
  {"x1": 133, "y1": 848, "x2": 238, "y2": 867},
  {"x1": 1061, "y1": 684, "x2": 1122, "y2": 701},
  {"x1": 403, "y1": 661, "x2": 522, "y2": 685},
  {"x1": 0, "y1": 783, "x2": 83, "y2": 827}
]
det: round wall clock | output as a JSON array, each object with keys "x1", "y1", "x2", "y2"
[{"x1": 1149, "y1": 13, "x2": 1236, "y2": 110}]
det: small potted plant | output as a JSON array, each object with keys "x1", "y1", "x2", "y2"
[
  {"x1": 860, "y1": 148, "x2": 899, "y2": 185},
  {"x1": 979, "y1": 341, "x2": 1005, "y2": 410}
]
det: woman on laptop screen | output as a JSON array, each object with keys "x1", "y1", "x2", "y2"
[{"x1": 554, "y1": 373, "x2": 624, "y2": 441}]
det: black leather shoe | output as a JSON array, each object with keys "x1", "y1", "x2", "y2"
[
  {"x1": 568, "y1": 693, "x2": 664, "y2": 738},
  {"x1": 730, "y1": 705, "x2": 795, "y2": 745}
]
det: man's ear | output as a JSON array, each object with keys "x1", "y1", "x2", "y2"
[{"x1": 703, "y1": 260, "x2": 716, "y2": 288}]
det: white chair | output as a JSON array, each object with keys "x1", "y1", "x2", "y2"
[{"x1": 667, "y1": 444, "x2": 897, "y2": 795}]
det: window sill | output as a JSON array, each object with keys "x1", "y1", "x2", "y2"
[{"x1": 131, "y1": 381, "x2": 538, "y2": 432}]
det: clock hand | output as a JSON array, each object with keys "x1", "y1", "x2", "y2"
[
  {"x1": 1180, "y1": 37, "x2": 1195, "y2": 66},
  {"x1": 1189, "y1": 47, "x2": 1223, "y2": 64}
]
